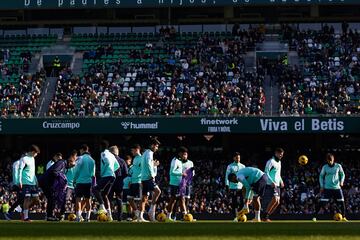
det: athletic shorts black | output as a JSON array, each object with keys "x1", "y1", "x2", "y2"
[
  {"x1": 169, "y1": 185, "x2": 180, "y2": 197},
  {"x1": 75, "y1": 183, "x2": 92, "y2": 199},
  {"x1": 111, "y1": 177, "x2": 124, "y2": 195},
  {"x1": 321, "y1": 189, "x2": 344, "y2": 201},
  {"x1": 142, "y1": 179, "x2": 158, "y2": 196},
  {"x1": 123, "y1": 189, "x2": 130, "y2": 203},
  {"x1": 22, "y1": 184, "x2": 39, "y2": 198},
  {"x1": 95, "y1": 176, "x2": 115, "y2": 195},
  {"x1": 129, "y1": 183, "x2": 141, "y2": 199},
  {"x1": 264, "y1": 185, "x2": 280, "y2": 198},
  {"x1": 252, "y1": 175, "x2": 267, "y2": 198}
]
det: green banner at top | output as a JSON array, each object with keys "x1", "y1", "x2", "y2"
[{"x1": 0, "y1": 0, "x2": 356, "y2": 9}]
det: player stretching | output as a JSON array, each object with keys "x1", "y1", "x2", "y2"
[
  {"x1": 166, "y1": 147, "x2": 187, "y2": 221},
  {"x1": 228, "y1": 167, "x2": 267, "y2": 222},
  {"x1": 73, "y1": 144, "x2": 95, "y2": 222},
  {"x1": 93, "y1": 140, "x2": 120, "y2": 221},
  {"x1": 128, "y1": 144, "x2": 143, "y2": 221},
  {"x1": 314, "y1": 153, "x2": 347, "y2": 221},
  {"x1": 140, "y1": 138, "x2": 161, "y2": 222},
  {"x1": 18, "y1": 145, "x2": 41, "y2": 222},
  {"x1": 62, "y1": 150, "x2": 78, "y2": 219},
  {"x1": 263, "y1": 148, "x2": 284, "y2": 222},
  {"x1": 225, "y1": 152, "x2": 245, "y2": 222}
]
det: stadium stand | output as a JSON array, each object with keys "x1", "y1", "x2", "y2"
[
  {"x1": 279, "y1": 24, "x2": 360, "y2": 115},
  {"x1": 0, "y1": 34, "x2": 57, "y2": 117},
  {"x1": 47, "y1": 28, "x2": 265, "y2": 117}
]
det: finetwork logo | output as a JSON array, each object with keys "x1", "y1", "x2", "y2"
[
  {"x1": 200, "y1": 118, "x2": 238, "y2": 133},
  {"x1": 42, "y1": 120, "x2": 81, "y2": 129},
  {"x1": 121, "y1": 122, "x2": 159, "y2": 130},
  {"x1": 200, "y1": 118, "x2": 238, "y2": 125}
]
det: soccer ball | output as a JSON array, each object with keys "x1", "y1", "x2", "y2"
[
  {"x1": 298, "y1": 155, "x2": 308, "y2": 165},
  {"x1": 67, "y1": 213, "x2": 76, "y2": 221},
  {"x1": 184, "y1": 213, "x2": 193, "y2": 222},
  {"x1": 97, "y1": 213, "x2": 108, "y2": 222},
  {"x1": 237, "y1": 214, "x2": 247, "y2": 222},
  {"x1": 334, "y1": 213, "x2": 343, "y2": 221},
  {"x1": 157, "y1": 213, "x2": 167, "y2": 222}
]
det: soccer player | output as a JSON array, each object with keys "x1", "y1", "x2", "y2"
[
  {"x1": 62, "y1": 150, "x2": 78, "y2": 218},
  {"x1": 109, "y1": 145, "x2": 128, "y2": 221},
  {"x1": 228, "y1": 167, "x2": 267, "y2": 222},
  {"x1": 128, "y1": 144, "x2": 143, "y2": 221},
  {"x1": 166, "y1": 147, "x2": 187, "y2": 221},
  {"x1": 38, "y1": 152, "x2": 67, "y2": 221},
  {"x1": 122, "y1": 156, "x2": 133, "y2": 221},
  {"x1": 180, "y1": 148, "x2": 195, "y2": 216},
  {"x1": 17, "y1": 145, "x2": 41, "y2": 222},
  {"x1": 314, "y1": 153, "x2": 347, "y2": 221},
  {"x1": 225, "y1": 152, "x2": 245, "y2": 221},
  {"x1": 6, "y1": 154, "x2": 23, "y2": 220},
  {"x1": 73, "y1": 144, "x2": 96, "y2": 222},
  {"x1": 46, "y1": 153, "x2": 63, "y2": 170},
  {"x1": 93, "y1": 140, "x2": 120, "y2": 221},
  {"x1": 140, "y1": 138, "x2": 161, "y2": 222},
  {"x1": 263, "y1": 148, "x2": 284, "y2": 222}
]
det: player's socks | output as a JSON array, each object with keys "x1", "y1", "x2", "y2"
[
  {"x1": 23, "y1": 210, "x2": 29, "y2": 220},
  {"x1": 76, "y1": 210, "x2": 82, "y2": 221},
  {"x1": 135, "y1": 210, "x2": 140, "y2": 219},
  {"x1": 255, "y1": 211, "x2": 261, "y2": 221},
  {"x1": 86, "y1": 211, "x2": 91, "y2": 220},
  {"x1": 167, "y1": 212, "x2": 172, "y2": 219},
  {"x1": 107, "y1": 209, "x2": 113, "y2": 221},
  {"x1": 150, "y1": 204, "x2": 156, "y2": 213},
  {"x1": 99, "y1": 204, "x2": 106, "y2": 211}
]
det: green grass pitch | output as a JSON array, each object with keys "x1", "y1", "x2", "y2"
[{"x1": 0, "y1": 220, "x2": 359, "y2": 240}]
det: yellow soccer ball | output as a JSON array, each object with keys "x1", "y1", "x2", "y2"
[
  {"x1": 298, "y1": 155, "x2": 308, "y2": 166},
  {"x1": 184, "y1": 213, "x2": 193, "y2": 222},
  {"x1": 67, "y1": 213, "x2": 76, "y2": 221},
  {"x1": 157, "y1": 213, "x2": 167, "y2": 222},
  {"x1": 237, "y1": 214, "x2": 247, "y2": 222},
  {"x1": 334, "y1": 213, "x2": 343, "y2": 221},
  {"x1": 97, "y1": 213, "x2": 108, "y2": 222}
]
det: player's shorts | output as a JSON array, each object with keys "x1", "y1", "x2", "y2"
[
  {"x1": 95, "y1": 176, "x2": 115, "y2": 195},
  {"x1": 252, "y1": 175, "x2": 267, "y2": 198},
  {"x1": 169, "y1": 185, "x2": 180, "y2": 197},
  {"x1": 129, "y1": 183, "x2": 141, "y2": 200},
  {"x1": 123, "y1": 189, "x2": 130, "y2": 203},
  {"x1": 321, "y1": 189, "x2": 344, "y2": 202},
  {"x1": 142, "y1": 179, "x2": 158, "y2": 196},
  {"x1": 75, "y1": 183, "x2": 92, "y2": 199},
  {"x1": 111, "y1": 177, "x2": 124, "y2": 195},
  {"x1": 184, "y1": 185, "x2": 192, "y2": 199},
  {"x1": 264, "y1": 185, "x2": 280, "y2": 198},
  {"x1": 22, "y1": 184, "x2": 39, "y2": 198}
]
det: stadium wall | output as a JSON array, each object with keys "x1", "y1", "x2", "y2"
[{"x1": 0, "y1": 117, "x2": 359, "y2": 134}]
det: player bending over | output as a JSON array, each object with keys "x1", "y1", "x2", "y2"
[{"x1": 228, "y1": 167, "x2": 267, "y2": 222}]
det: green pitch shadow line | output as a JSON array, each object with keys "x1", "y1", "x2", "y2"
[{"x1": 0, "y1": 222, "x2": 359, "y2": 237}]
